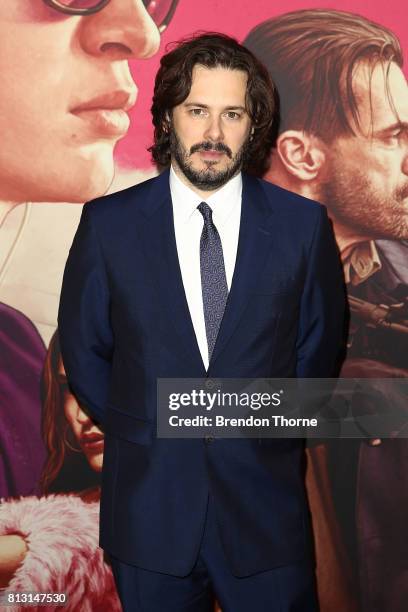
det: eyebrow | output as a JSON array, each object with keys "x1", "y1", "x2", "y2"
[
  {"x1": 373, "y1": 121, "x2": 408, "y2": 137},
  {"x1": 183, "y1": 103, "x2": 247, "y2": 112}
]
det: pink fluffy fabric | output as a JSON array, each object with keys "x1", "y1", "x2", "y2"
[{"x1": 0, "y1": 494, "x2": 121, "y2": 611}]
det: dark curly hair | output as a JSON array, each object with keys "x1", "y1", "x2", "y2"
[{"x1": 149, "y1": 32, "x2": 279, "y2": 175}]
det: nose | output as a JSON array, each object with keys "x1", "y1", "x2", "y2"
[
  {"x1": 402, "y1": 146, "x2": 408, "y2": 176},
  {"x1": 204, "y1": 115, "x2": 224, "y2": 143},
  {"x1": 77, "y1": 404, "x2": 93, "y2": 425},
  {"x1": 79, "y1": 0, "x2": 161, "y2": 60}
]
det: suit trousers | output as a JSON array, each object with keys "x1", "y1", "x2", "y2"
[{"x1": 108, "y1": 494, "x2": 318, "y2": 612}]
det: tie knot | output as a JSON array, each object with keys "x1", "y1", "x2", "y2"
[{"x1": 197, "y1": 201, "x2": 213, "y2": 224}]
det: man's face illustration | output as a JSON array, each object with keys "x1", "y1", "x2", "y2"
[{"x1": 322, "y1": 61, "x2": 408, "y2": 240}]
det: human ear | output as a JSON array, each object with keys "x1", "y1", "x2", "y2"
[{"x1": 276, "y1": 130, "x2": 326, "y2": 181}]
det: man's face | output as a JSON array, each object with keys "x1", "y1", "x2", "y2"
[
  {"x1": 322, "y1": 61, "x2": 408, "y2": 240},
  {"x1": 170, "y1": 65, "x2": 252, "y2": 191},
  {"x1": 0, "y1": 0, "x2": 161, "y2": 203}
]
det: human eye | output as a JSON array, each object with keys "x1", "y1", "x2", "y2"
[
  {"x1": 189, "y1": 108, "x2": 207, "y2": 118},
  {"x1": 381, "y1": 125, "x2": 407, "y2": 146},
  {"x1": 382, "y1": 133, "x2": 398, "y2": 145},
  {"x1": 224, "y1": 111, "x2": 241, "y2": 120},
  {"x1": 388, "y1": 129, "x2": 403, "y2": 141},
  {"x1": 58, "y1": 375, "x2": 70, "y2": 392}
]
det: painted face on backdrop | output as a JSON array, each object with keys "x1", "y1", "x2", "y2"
[
  {"x1": 58, "y1": 358, "x2": 104, "y2": 472},
  {"x1": 170, "y1": 65, "x2": 253, "y2": 191},
  {"x1": 322, "y1": 61, "x2": 408, "y2": 240},
  {"x1": 0, "y1": 0, "x2": 171, "y2": 204}
]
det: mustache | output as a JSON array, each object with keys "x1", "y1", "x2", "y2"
[{"x1": 190, "y1": 141, "x2": 232, "y2": 159}]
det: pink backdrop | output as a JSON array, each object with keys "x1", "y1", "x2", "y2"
[
  {"x1": 117, "y1": 0, "x2": 408, "y2": 169},
  {"x1": 1, "y1": 2, "x2": 406, "y2": 610}
]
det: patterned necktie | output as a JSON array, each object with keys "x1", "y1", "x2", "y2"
[{"x1": 197, "y1": 201, "x2": 228, "y2": 361}]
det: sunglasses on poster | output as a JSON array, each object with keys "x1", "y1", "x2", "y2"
[{"x1": 43, "y1": 0, "x2": 179, "y2": 32}]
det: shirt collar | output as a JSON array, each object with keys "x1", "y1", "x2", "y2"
[
  {"x1": 343, "y1": 240, "x2": 382, "y2": 285},
  {"x1": 169, "y1": 165, "x2": 242, "y2": 226}
]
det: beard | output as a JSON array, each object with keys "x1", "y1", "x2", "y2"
[
  {"x1": 322, "y1": 163, "x2": 408, "y2": 240},
  {"x1": 169, "y1": 128, "x2": 251, "y2": 191}
]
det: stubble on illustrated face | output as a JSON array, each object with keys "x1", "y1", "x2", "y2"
[{"x1": 322, "y1": 158, "x2": 408, "y2": 240}]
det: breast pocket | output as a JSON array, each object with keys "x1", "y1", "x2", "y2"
[{"x1": 251, "y1": 289, "x2": 295, "y2": 307}]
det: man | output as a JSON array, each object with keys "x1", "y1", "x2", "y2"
[
  {"x1": 0, "y1": 0, "x2": 179, "y2": 500},
  {"x1": 58, "y1": 33, "x2": 345, "y2": 611},
  {"x1": 244, "y1": 9, "x2": 408, "y2": 612}
]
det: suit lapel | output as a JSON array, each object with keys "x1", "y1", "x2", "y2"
[
  {"x1": 138, "y1": 170, "x2": 206, "y2": 374},
  {"x1": 138, "y1": 170, "x2": 274, "y2": 375},
  {"x1": 208, "y1": 173, "x2": 275, "y2": 370}
]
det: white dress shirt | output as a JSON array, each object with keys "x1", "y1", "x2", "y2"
[{"x1": 170, "y1": 165, "x2": 242, "y2": 369}]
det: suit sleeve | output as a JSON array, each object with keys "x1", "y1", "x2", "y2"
[
  {"x1": 58, "y1": 203, "x2": 114, "y2": 427},
  {"x1": 296, "y1": 205, "x2": 347, "y2": 378}
]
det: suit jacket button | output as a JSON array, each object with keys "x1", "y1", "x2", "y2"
[
  {"x1": 204, "y1": 435, "x2": 214, "y2": 444},
  {"x1": 205, "y1": 378, "x2": 221, "y2": 389}
]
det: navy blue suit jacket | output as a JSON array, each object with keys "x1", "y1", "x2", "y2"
[{"x1": 58, "y1": 169, "x2": 346, "y2": 577}]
